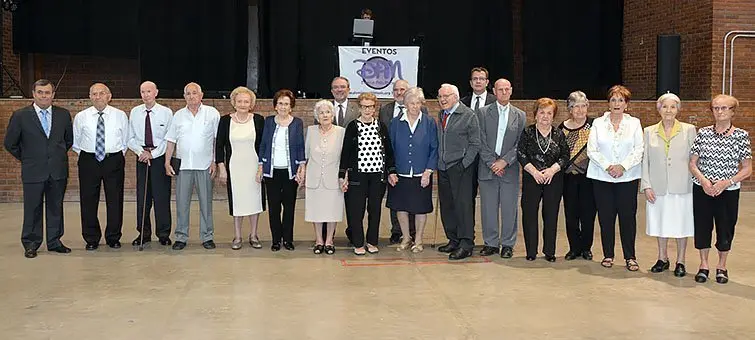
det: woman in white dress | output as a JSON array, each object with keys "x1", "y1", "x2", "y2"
[
  {"x1": 216, "y1": 86, "x2": 265, "y2": 250},
  {"x1": 641, "y1": 93, "x2": 696, "y2": 276},
  {"x1": 303, "y1": 100, "x2": 345, "y2": 255}
]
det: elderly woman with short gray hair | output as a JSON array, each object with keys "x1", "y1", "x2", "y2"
[{"x1": 558, "y1": 91, "x2": 597, "y2": 261}]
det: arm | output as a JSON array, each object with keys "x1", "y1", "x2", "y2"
[
  {"x1": 427, "y1": 118, "x2": 439, "y2": 171},
  {"x1": 3, "y1": 112, "x2": 22, "y2": 160},
  {"x1": 164, "y1": 141, "x2": 176, "y2": 176},
  {"x1": 516, "y1": 127, "x2": 532, "y2": 167},
  {"x1": 151, "y1": 110, "x2": 173, "y2": 158},
  {"x1": 294, "y1": 119, "x2": 306, "y2": 165},
  {"x1": 215, "y1": 117, "x2": 228, "y2": 164},
  {"x1": 554, "y1": 130, "x2": 569, "y2": 172},
  {"x1": 499, "y1": 111, "x2": 525, "y2": 167},
  {"x1": 619, "y1": 119, "x2": 644, "y2": 171},
  {"x1": 339, "y1": 122, "x2": 356, "y2": 179},
  {"x1": 586, "y1": 121, "x2": 610, "y2": 171},
  {"x1": 640, "y1": 128, "x2": 652, "y2": 191},
  {"x1": 381, "y1": 121, "x2": 396, "y2": 175},
  {"x1": 121, "y1": 112, "x2": 129, "y2": 155},
  {"x1": 475, "y1": 108, "x2": 497, "y2": 167},
  {"x1": 462, "y1": 112, "x2": 481, "y2": 168},
  {"x1": 127, "y1": 113, "x2": 144, "y2": 156},
  {"x1": 304, "y1": 126, "x2": 311, "y2": 163},
  {"x1": 71, "y1": 113, "x2": 82, "y2": 154},
  {"x1": 64, "y1": 113, "x2": 73, "y2": 150}
]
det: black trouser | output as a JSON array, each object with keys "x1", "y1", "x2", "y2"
[
  {"x1": 345, "y1": 172, "x2": 385, "y2": 248},
  {"x1": 79, "y1": 151, "x2": 125, "y2": 245},
  {"x1": 21, "y1": 176, "x2": 67, "y2": 251},
  {"x1": 521, "y1": 172, "x2": 563, "y2": 258},
  {"x1": 593, "y1": 179, "x2": 638, "y2": 260},
  {"x1": 135, "y1": 155, "x2": 172, "y2": 240},
  {"x1": 563, "y1": 173, "x2": 596, "y2": 253},
  {"x1": 265, "y1": 169, "x2": 299, "y2": 244},
  {"x1": 693, "y1": 185, "x2": 739, "y2": 252},
  {"x1": 438, "y1": 162, "x2": 476, "y2": 250},
  {"x1": 390, "y1": 210, "x2": 416, "y2": 238}
]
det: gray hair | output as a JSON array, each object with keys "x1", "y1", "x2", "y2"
[
  {"x1": 656, "y1": 92, "x2": 681, "y2": 111},
  {"x1": 439, "y1": 83, "x2": 459, "y2": 98},
  {"x1": 566, "y1": 91, "x2": 589, "y2": 111},
  {"x1": 314, "y1": 100, "x2": 335, "y2": 117},
  {"x1": 404, "y1": 87, "x2": 426, "y2": 104}
]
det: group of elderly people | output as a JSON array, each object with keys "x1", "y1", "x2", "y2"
[{"x1": 218, "y1": 77, "x2": 750, "y2": 285}]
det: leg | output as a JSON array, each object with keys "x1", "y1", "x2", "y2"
[
  {"x1": 234, "y1": 216, "x2": 244, "y2": 240},
  {"x1": 364, "y1": 173, "x2": 385, "y2": 247},
  {"x1": 21, "y1": 181, "x2": 45, "y2": 251},
  {"x1": 390, "y1": 209, "x2": 402, "y2": 238},
  {"x1": 578, "y1": 175, "x2": 597, "y2": 252},
  {"x1": 265, "y1": 171, "x2": 284, "y2": 244},
  {"x1": 408, "y1": 213, "x2": 416, "y2": 239},
  {"x1": 451, "y1": 163, "x2": 476, "y2": 250},
  {"x1": 593, "y1": 180, "x2": 617, "y2": 260},
  {"x1": 102, "y1": 154, "x2": 125, "y2": 244},
  {"x1": 562, "y1": 173, "x2": 581, "y2": 253},
  {"x1": 437, "y1": 169, "x2": 458, "y2": 247},
  {"x1": 499, "y1": 177, "x2": 520, "y2": 249},
  {"x1": 692, "y1": 185, "x2": 713, "y2": 271},
  {"x1": 616, "y1": 180, "x2": 638, "y2": 260},
  {"x1": 174, "y1": 169, "x2": 195, "y2": 243},
  {"x1": 195, "y1": 169, "x2": 214, "y2": 243},
  {"x1": 325, "y1": 222, "x2": 336, "y2": 246},
  {"x1": 541, "y1": 173, "x2": 563, "y2": 258},
  {"x1": 135, "y1": 160, "x2": 153, "y2": 240},
  {"x1": 314, "y1": 222, "x2": 324, "y2": 245},
  {"x1": 281, "y1": 177, "x2": 298, "y2": 244},
  {"x1": 479, "y1": 179, "x2": 501, "y2": 247},
  {"x1": 78, "y1": 154, "x2": 102, "y2": 245},
  {"x1": 675, "y1": 238, "x2": 687, "y2": 264},
  {"x1": 345, "y1": 173, "x2": 368, "y2": 248},
  {"x1": 657, "y1": 238, "x2": 669, "y2": 261},
  {"x1": 414, "y1": 214, "x2": 428, "y2": 245},
  {"x1": 249, "y1": 213, "x2": 261, "y2": 240},
  {"x1": 44, "y1": 178, "x2": 67, "y2": 249},
  {"x1": 151, "y1": 155, "x2": 173, "y2": 240},
  {"x1": 397, "y1": 212, "x2": 411, "y2": 241},
  {"x1": 714, "y1": 189, "x2": 739, "y2": 270},
  {"x1": 520, "y1": 174, "x2": 542, "y2": 258}
]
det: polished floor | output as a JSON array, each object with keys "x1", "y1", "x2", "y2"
[{"x1": 1, "y1": 194, "x2": 755, "y2": 339}]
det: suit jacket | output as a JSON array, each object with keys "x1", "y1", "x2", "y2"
[
  {"x1": 641, "y1": 121, "x2": 696, "y2": 195},
  {"x1": 378, "y1": 101, "x2": 429, "y2": 132},
  {"x1": 476, "y1": 102, "x2": 526, "y2": 182},
  {"x1": 437, "y1": 103, "x2": 480, "y2": 171},
  {"x1": 316, "y1": 100, "x2": 359, "y2": 128},
  {"x1": 4, "y1": 104, "x2": 73, "y2": 183},
  {"x1": 461, "y1": 91, "x2": 496, "y2": 110}
]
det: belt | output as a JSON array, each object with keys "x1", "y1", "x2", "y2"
[{"x1": 81, "y1": 151, "x2": 122, "y2": 159}]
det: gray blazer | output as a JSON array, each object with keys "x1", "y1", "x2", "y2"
[
  {"x1": 378, "y1": 101, "x2": 428, "y2": 132},
  {"x1": 476, "y1": 103, "x2": 526, "y2": 182},
  {"x1": 641, "y1": 122, "x2": 696, "y2": 194},
  {"x1": 437, "y1": 102, "x2": 480, "y2": 171},
  {"x1": 315, "y1": 100, "x2": 359, "y2": 128}
]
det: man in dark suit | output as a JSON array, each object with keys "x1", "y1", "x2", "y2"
[
  {"x1": 378, "y1": 79, "x2": 429, "y2": 244},
  {"x1": 436, "y1": 84, "x2": 480, "y2": 260},
  {"x1": 460, "y1": 67, "x2": 496, "y2": 110},
  {"x1": 4, "y1": 79, "x2": 73, "y2": 258}
]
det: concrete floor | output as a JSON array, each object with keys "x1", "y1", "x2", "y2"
[{"x1": 1, "y1": 195, "x2": 754, "y2": 340}]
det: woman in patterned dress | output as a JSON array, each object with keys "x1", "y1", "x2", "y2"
[
  {"x1": 558, "y1": 91, "x2": 597, "y2": 261},
  {"x1": 689, "y1": 94, "x2": 752, "y2": 284}
]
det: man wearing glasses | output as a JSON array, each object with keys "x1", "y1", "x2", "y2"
[
  {"x1": 461, "y1": 67, "x2": 496, "y2": 110},
  {"x1": 324, "y1": 77, "x2": 359, "y2": 128}
]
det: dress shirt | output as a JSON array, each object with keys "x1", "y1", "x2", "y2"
[
  {"x1": 586, "y1": 112, "x2": 644, "y2": 183},
  {"x1": 72, "y1": 105, "x2": 129, "y2": 154},
  {"x1": 128, "y1": 103, "x2": 173, "y2": 158},
  {"x1": 494, "y1": 102, "x2": 510, "y2": 155},
  {"x1": 165, "y1": 104, "x2": 220, "y2": 170},
  {"x1": 333, "y1": 99, "x2": 349, "y2": 126},
  {"x1": 472, "y1": 91, "x2": 488, "y2": 110},
  {"x1": 33, "y1": 103, "x2": 53, "y2": 137}
]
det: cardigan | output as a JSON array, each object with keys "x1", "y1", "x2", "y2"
[
  {"x1": 389, "y1": 113, "x2": 438, "y2": 176},
  {"x1": 339, "y1": 118, "x2": 396, "y2": 183},
  {"x1": 258, "y1": 115, "x2": 305, "y2": 179},
  {"x1": 215, "y1": 113, "x2": 265, "y2": 165}
]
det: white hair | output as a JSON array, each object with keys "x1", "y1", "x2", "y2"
[
  {"x1": 183, "y1": 82, "x2": 202, "y2": 94},
  {"x1": 314, "y1": 99, "x2": 334, "y2": 116},
  {"x1": 404, "y1": 87, "x2": 426, "y2": 104},
  {"x1": 439, "y1": 83, "x2": 459, "y2": 98},
  {"x1": 567, "y1": 90, "x2": 589, "y2": 110},
  {"x1": 656, "y1": 92, "x2": 681, "y2": 111}
]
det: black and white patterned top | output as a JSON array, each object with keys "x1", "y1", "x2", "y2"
[
  {"x1": 357, "y1": 119, "x2": 384, "y2": 173},
  {"x1": 690, "y1": 126, "x2": 752, "y2": 190}
]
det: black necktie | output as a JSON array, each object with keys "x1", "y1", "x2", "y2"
[
  {"x1": 338, "y1": 104, "x2": 345, "y2": 126},
  {"x1": 398, "y1": 105, "x2": 405, "y2": 118},
  {"x1": 474, "y1": 96, "x2": 481, "y2": 110}
]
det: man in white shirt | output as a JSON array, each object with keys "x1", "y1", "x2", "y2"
[
  {"x1": 128, "y1": 81, "x2": 174, "y2": 247},
  {"x1": 164, "y1": 82, "x2": 220, "y2": 250},
  {"x1": 72, "y1": 83, "x2": 130, "y2": 250},
  {"x1": 461, "y1": 67, "x2": 496, "y2": 110},
  {"x1": 328, "y1": 77, "x2": 359, "y2": 127}
]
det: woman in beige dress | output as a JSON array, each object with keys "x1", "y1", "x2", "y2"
[
  {"x1": 216, "y1": 86, "x2": 265, "y2": 250},
  {"x1": 304, "y1": 100, "x2": 345, "y2": 255}
]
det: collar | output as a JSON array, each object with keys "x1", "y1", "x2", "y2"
[
  {"x1": 656, "y1": 119, "x2": 681, "y2": 140},
  {"x1": 400, "y1": 113, "x2": 422, "y2": 122},
  {"x1": 33, "y1": 103, "x2": 51, "y2": 114},
  {"x1": 445, "y1": 102, "x2": 460, "y2": 115},
  {"x1": 334, "y1": 99, "x2": 348, "y2": 108},
  {"x1": 93, "y1": 105, "x2": 110, "y2": 115},
  {"x1": 496, "y1": 102, "x2": 510, "y2": 114}
]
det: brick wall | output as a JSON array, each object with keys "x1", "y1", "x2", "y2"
[
  {"x1": 712, "y1": 0, "x2": 755, "y2": 100},
  {"x1": 37, "y1": 54, "x2": 141, "y2": 98},
  {"x1": 0, "y1": 98, "x2": 752, "y2": 203},
  {"x1": 1, "y1": 11, "x2": 21, "y2": 97}
]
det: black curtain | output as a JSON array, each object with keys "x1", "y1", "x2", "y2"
[
  {"x1": 522, "y1": 0, "x2": 623, "y2": 100},
  {"x1": 258, "y1": 0, "x2": 514, "y2": 98}
]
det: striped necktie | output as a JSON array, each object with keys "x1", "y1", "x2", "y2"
[{"x1": 95, "y1": 112, "x2": 106, "y2": 161}]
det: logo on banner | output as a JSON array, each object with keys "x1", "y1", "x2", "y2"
[{"x1": 354, "y1": 56, "x2": 404, "y2": 90}]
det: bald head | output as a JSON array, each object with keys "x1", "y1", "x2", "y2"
[
  {"x1": 393, "y1": 79, "x2": 410, "y2": 103},
  {"x1": 183, "y1": 82, "x2": 203, "y2": 108},
  {"x1": 493, "y1": 78, "x2": 512, "y2": 105},
  {"x1": 140, "y1": 81, "x2": 159, "y2": 107},
  {"x1": 89, "y1": 83, "x2": 112, "y2": 111}
]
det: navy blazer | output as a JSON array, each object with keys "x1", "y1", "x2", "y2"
[
  {"x1": 389, "y1": 114, "x2": 438, "y2": 175},
  {"x1": 258, "y1": 115, "x2": 305, "y2": 179}
]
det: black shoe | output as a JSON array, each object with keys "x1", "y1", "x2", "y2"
[
  {"x1": 673, "y1": 263, "x2": 686, "y2": 277},
  {"x1": 283, "y1": 241, "x2": 295, "y2": 251},
  {"x1": 132, "y1": 236, "x2": 151, "y2": 246},
  {"x1": 650, "y1": 259, "x2": 670, "y2": 273},
  {"x1": 202, "y1": 240, "x2": 216, "y2": 249},
  {"x1": 526, "y1": 255, "x2": 536, "y2": 261},
  {"x1": 159, "y1": 237, "x2": 172, "y2": 246},
  {"x1": 271, "y1": 242, "x2": 281, "y2": 252},
  {"x1": 172, "y1": 241, "x2": 186, "y2": 250},
  {"x1": 581, "y1": 250, "x2": 593, "y2": 260},
  {"x1": 448, "y1": 248, "x2": 472, "y2": 260},
  {"x1": 108, "y1": 241, "x2": 121, "y2": 249},
  {"x1": 545, "y1": 255, "x2": 556, "y2": 262},
  {"x1": 479, "y1": 245, "x2": 499, "y2": 256},
  {"x1": 715, "y1": 269, "x2": 729, "y2": 284},
  {"x1": 564, "y1": 251, "x2": 579, "y2": 261},
  {"x1": 48, "y1": 245, "x2": 71, "y2": 254},
  {"x1": 500, "y1": 246, "x2": 513, "y2": 259},
  {"x1": 694, "y1": 269, "x2": 709, "y2": 283},
  {"x1": 389, "y1": 234, "x2": 401, "y2": 244},
  {"x1": 85, "y1": 243, "x2": 98, "y2": 251},
  {"x1": 24, "y1": 248, "x2": 37, "y2": 258},
  {"x1": 437, "y1": 243, "x2": 459, "y2": 253}
]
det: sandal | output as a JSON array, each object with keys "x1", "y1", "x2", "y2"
[
  {"x1": 601, "y1": 258, "x2": 614, "y2": 268},
  {"x1": 313, "y1": 244, "x2": 324, "y2": 254},
  {"x1": 324, "y1": 245, "x2": 335, "y2": 255},
  {"x1": 411, "y1": 243, "x2": 424, "y2": 253},
  {"x1": 249, "y1": 235, "x2": 262, "y2": 249},
  {"x1": 366, "y1": 244, "x2": 379, "y2": 254},
  {"x1": 715, "y1": 269, "x2": 729, "y2": 284},
  {"x1": 626, "y1": 259, "x2": 639, "y2": 272},
  {"x1": 353, "y1": 247, "x2": 366, "y2": 256},
  {"x1": 695, "y1": 269, "x2": 710, "y2": 283},
  {"x1": 231, "y1": 238, "x2": 242, "y2": 250}
]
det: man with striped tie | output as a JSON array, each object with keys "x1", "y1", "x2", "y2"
[{"x1": 72, "y1": 83, "x2": 129, "y2": 250}]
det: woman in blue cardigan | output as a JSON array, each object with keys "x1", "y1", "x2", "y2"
[
  {"x1": 258, "y1": 89, "x2": 306, "y2": 251},
  {"x1": 387, "y1": 87, "x2": 438, "y2": 253}
]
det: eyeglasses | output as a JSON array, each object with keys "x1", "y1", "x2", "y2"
[
  {"x1": 571, "y1": 103, "x2": 588, "y2": 110},
  {"x1": 437, "y1": 94, "x2": 455, "y2": 100},
  {"x1": 471, "y1": 77, "x2": 487, "y2": 82},
  {"x1": 712, "y1": 106, "x2": 733, "y2": 112},
  {"x1": 360, "y1": 104, "x2": 376, "y2": 110}
]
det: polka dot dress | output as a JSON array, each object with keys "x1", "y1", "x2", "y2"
[{"x1": 357, "y1": 120, "x2": 384, "y2": 173}]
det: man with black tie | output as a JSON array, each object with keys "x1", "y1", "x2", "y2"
[
  {"x1": 4, "y1": 79, "x2": 73, "y2": 258},
  {"x1": 329, "y1": 77, "x2": 359, "y2": 127},
  {"x1": 128, "y1": 81, "x2": 174, "y2": 247},
  {"x1": 436, "y1": 84, "x2": 480, "y2": 260},
  {"x1": 461, "y1": 67, "x2": 496, "y2": 110},
  {"x1": 73, "y1": 83, "x2": 129, "y2": 250}
]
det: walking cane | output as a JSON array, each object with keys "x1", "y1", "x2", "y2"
[
  {"x1": 431, "y1": 173, "x2": 440, "y2": 248},
  {"x1": 138, "y1": 159, "x2": 150, "y2": 251}
]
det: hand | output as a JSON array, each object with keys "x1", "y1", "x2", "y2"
[
  {"x1": 540, "y1": 168, "x2": 555, "y2": 185},
  {"x1": 138, "y1": 150, "x2": 152, "y2": 163},
  {"x1": 491, "y1": 159, "x2": 507, "y2": 175},
  {"x1": 339, "y1": 178, "x2": 349, "y2": 192},
  {"x1": 295, "y1": 170, "x2": 305, "y2": 186},
  {"x1": 712, "y1": 180, "x2": 731, "y2": 197},
  {"x1": 388, "y1": 174, "x2": 398, "y2": 187},
  {"x1": 256, "y1": 168, "x2": 263, "y2": 183},
  {"x1": 165, "y1": 162, "x2": 175, "y2": 177},
  {"x1": 608, "y1": 164, "x2": 624, "y2": 178},
  {"x1": 420, "y1": 171, "x2": 431, "y2": 188},
  {"x1": 644, "y1": 188, "x2": 656, "y2": 203},
  {"x1": 530, "y1": 169, "x2": 546, "y2": 184},
  {"x1": 218, "y1": 167, "x2": 227, "y2": 185},
  {"x1": 701, "y1": 179, "x2": 717, "y2": 196},
  {"x1": 209, "y1": 163, "x2": 217, "y2": 179}
]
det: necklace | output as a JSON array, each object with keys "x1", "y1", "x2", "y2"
[
  {"x1": 233, "y1": 113, "x2": 251, "y2": 123},
  {"x1": 714, "y1": 123, "x2": 733, "y2": 136},
  {"x1": 535, "y1": 127, "x2": 552, "y2": 154}
]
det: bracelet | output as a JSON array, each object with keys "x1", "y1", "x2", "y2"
[{"x1": 730, "y1": 178, "x2": 736, "y2": 186}]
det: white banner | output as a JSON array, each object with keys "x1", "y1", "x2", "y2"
[{"x1": 338, "y1": 46, "x2": 420, "y2": 98}]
